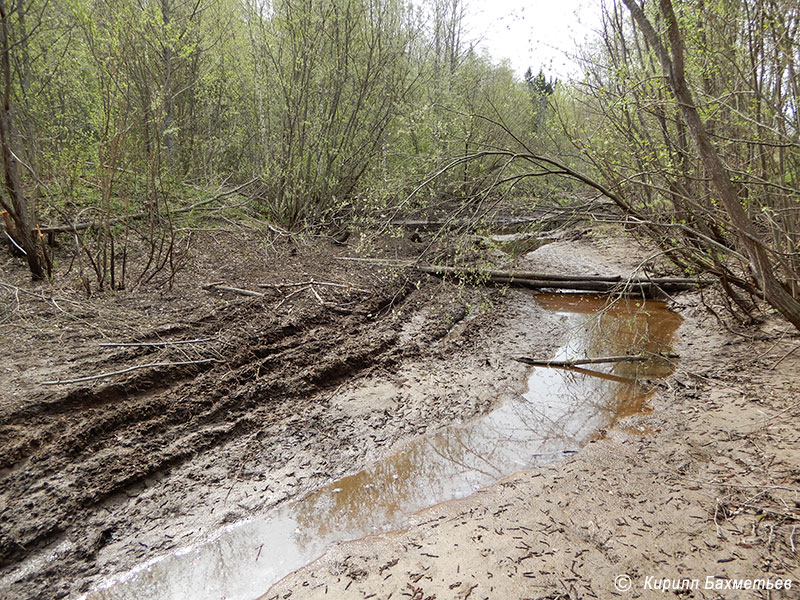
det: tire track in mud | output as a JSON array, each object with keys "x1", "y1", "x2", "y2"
[{"x1": 0, "y1": 282, "x2": 428, "y2": 570}]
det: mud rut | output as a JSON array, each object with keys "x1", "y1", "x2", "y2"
[{"x1": 0, "y1": 279, "x2": 466, "y2": 596}]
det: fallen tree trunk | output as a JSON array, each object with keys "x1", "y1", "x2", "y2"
[
  {"x1": 415, "y1": 264, "x2": 706, "y2": 287},
  {"x1": 333, "y1": 257, "x2": 710, "y2": 296},
  {"x1": 515, "y1": 354, "x2": 678, "y2": 368},
  {"x1": 390, "y1": 216, "x2": 537, "y2": 231},
  {"x1": 416, "y1": 265, "x2": 707, "y2": 296},
  {"x1": 488, "y1": 276, "x2": 661, "y2": 295}
]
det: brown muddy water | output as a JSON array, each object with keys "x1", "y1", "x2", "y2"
[{"x1": 83, "y1": 293, "x2": 681, "y2": 600}]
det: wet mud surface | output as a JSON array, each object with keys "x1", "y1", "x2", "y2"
[
  {"x1": 84, "y1": 293, "x2": 681, "y2": 600},
  {"x1": 0, "y1": 281, "x2": 422, "y2": 593},
  {"x1": 2, "y1": 230, "x2": 797, "y2": 600},
  {"x1": 0, "y1": 232, "x2": 566, "y2": 599}
]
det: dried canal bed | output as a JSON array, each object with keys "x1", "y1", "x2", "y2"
[{"x1": 84, "y1": 294, "x2": 681, "y2": 600}]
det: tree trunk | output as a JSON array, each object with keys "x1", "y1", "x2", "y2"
[
  {"x1": 0, "y1": 0, "x2": 44, "y2": 279},
  {"x1": 621, "y1": 0, "x2": 800, "y2": 330}
]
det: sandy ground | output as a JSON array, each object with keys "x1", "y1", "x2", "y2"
[{"x1": 267, "y1": 234, "x2": 800, "y2": 600}]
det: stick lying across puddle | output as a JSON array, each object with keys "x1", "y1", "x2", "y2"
[{"x1": 515, "y1": 353, "x2": 679, "y2": 368}]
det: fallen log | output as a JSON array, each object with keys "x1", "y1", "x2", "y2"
[
  {"x1": 474, "y1": 275, "x2": 672, "y2": 295},
  {"x1": 415, "y1": 264, "x2": 708, "y2": 287},
  {"x1": 417, "y1": 265, "x2": 707, "y2": 296},
  {"x1": 334, "y1": 256, "x2": 413, "y2": 265},
  {"x1": 333, "y1": 257, "x2": 711, "y2": 296},
  {"x1": 390, "y1": 217, "x2": 537, "y2": 231},
  {"x1": 515, "y1": 354, "x2": 679, "y2": 368}
]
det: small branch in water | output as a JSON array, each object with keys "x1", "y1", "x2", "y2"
[
  {"x1": 515, "y1": 354, "x2": 678, "y2": 368},
  {"x1": 41, "y1": 359, "x2": 220, "y2": 385},
  {"x1": 562, "y1": 365, "x2": 637, "y2": 384}
]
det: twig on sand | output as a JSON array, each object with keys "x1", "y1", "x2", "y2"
[
  {"x1": 259, "y1": 279, "x2": 368, "y2": 293},
  {"x1": 204, "y1": 279, "x2": 367, "y2": 302},
  {"x1": 41, "y1": 359, "x2": 220, "y2": 385},
  {"x1": 0, "y1": 280, "x2": 80, "y2": 307},
  {"x1": 309, "y1": 284, "x2": 326, "y2": 305},
  {"x1": 274, "y1": 286, "x2": 311, "y2": 310},
  {"x1": 99, "y1": 337, "x2": 217, "y2": 348},
  {"x1": 334, "y1": 256, "x2": 412, "y2": 265},
  {"x1": 683, "y1": 479, "x2": 800, "y2": 494},
  {"x1": 202, "y1": 283, "x2": 266, "y2": 297},
  {"x1": 770, "y1": 343, "x2": 799, "y2": 370}
]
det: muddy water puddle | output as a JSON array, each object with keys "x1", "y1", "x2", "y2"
[{"x1": 85, "y1": 293, "x2": 681, "y2": 600}]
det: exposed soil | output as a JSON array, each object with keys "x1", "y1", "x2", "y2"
[{"x1": 1, "y1": 227, "x2": 798, "y2": 600}]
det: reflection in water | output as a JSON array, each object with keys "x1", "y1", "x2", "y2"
[{"x1": 85, "y1": 293, "x2": 681, "y2": 600}]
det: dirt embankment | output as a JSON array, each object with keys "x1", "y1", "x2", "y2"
[{"x1": 268, "y1": 235, "x2": 800, "y2": 600}]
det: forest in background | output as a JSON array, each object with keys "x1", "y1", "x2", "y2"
[
  {"x1": 0, "y1": 0, "x2": 799, "y2": 330},
  {"x1": 0, "y1": 0, "x2": 561, "y2": 285}
]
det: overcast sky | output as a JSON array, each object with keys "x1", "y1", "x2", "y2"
[{"x1": 461, "y1": 0, "x2": 602, "y2": 79}]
